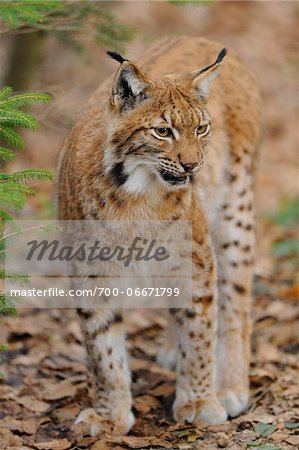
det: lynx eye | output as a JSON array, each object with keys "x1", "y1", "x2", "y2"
[
  {"x1": 154, "y1": 127, "x2": 173, "y2": 138},
  {"x1": 196, "y1": 123, "x2": 210, "y2": 137}
]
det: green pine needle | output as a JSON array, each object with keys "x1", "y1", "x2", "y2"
[
  {"x1": 0, "y1": 183, "x2": 35, "y2": 210},
  {"x1": 0, "y1": 269, "x2": 29, "y2": 284},
  {"x1": 0, "y1": 1, "x2": 63, "y2": 30},
  {"x1": 0, "y1": 146, "x2": 15, "y2": 161},
  {"x1": 0, "y1": 109, "x2": 38, "y2": 129},
  {"x1": 0, "y1": 86, "x2": 13, "y2": 100},
  {"x1": 0, "y1": 169, "x2": 54, "y2": 183},
  {"x1": 0, "y1": 125, "x2": 24, "y2": 149},
  {"x1": 0, "y1": 85, "x2": 53, "y2": 349},
  {"x1": 0, "y1": 92, "x2": 50, "y2": 109}
]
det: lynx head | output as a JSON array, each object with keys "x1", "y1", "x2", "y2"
[{"x1": 104, "y1": 48, "x2": 226, "y2": 195}]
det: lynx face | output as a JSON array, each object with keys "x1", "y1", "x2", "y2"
[{"x1": 104, "y1": 50, "x2": 225, "y2": 194}]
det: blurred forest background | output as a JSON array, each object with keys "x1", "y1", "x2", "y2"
[{"x1": 0, "y1": 1, "x2": 298, "y2": 450}]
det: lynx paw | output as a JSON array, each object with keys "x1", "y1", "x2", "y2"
[
  {"x1": 75, "y1": 408, "x2": 135, "y2": 436},
  {"x1": 219, "y1": 389, "x2": 249, "y2": 418},
  {"x1": 173, "y1": 395, "x2": 227, "y2": 425}
]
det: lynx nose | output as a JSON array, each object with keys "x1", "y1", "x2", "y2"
[{"x1": 180, "y1": 161, "x2": 198, "y2": 173}]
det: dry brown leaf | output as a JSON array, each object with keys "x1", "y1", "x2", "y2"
[
  {"x1": 75, "y1": 436, "x2": 98, "y2": 448},
  {"x1": 0, "y1": 417, "x2": 37, "y2": 435},
  {"x1": 270, "y1": 431, "x2": 290, "y2": 443},
  {"x1": 147, "y1": 437, "x2": 173, "y2": 448},
  {"x1": 41, "y1": 379, "x2": 77, "y2": 401},
  {"x1": 14, "y1": 350, "x2": 47, "y2": 366},
  {"x1": 129, "y1": 358, "x2": 175, "y2": 379},
  {"x1": 134, "y1": 395, "x2": 160, "y2": 414},
  {"x1": 51, "y1": 404, "x2": 80, "y2": 422},
  {"x1": 250, "y1": 368, "x2": 277, "y2": 387},
  {"x1": 90, "y1": 441, "x2": 111, "y2": 450},
  {"x1": 10, "y1": 447, "x2": 34, "y2": 450},
  {"x1": 278, "y1": 284, "x2": 299, "y2": 299},
  {"x1": 284, "y1": 435, "x2": 299, "y2": 446},
  {"x1": 149, "y1": 383, "x2": 175, "y2": 397},
  {"x1": 0, "y1": 385, "x2": 17, "y2": 400},
  {"x1": 34, "y1": 439, "x2": 71, "y2": 450},
  {"x1": 119, "y1": 436, "x2": 150, "y2": 448},
  {"x1": 108, "y1": 436, "x2": 173, "y2": 449},
  {"x1": 256, "y1": 341, "x2": 281, "y2": 362},
  {"x1": 16, "y1": 395, "x2": 49, "y2": 413},
  {"x1": 0, "y1": 428, "x2": 23, "y2": 449},
  {"x1": 237, "y1": 411, "x2": 277, "y2": 424}
]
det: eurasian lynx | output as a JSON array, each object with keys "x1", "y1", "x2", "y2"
[{"x1": 57, "y1": 36, "x2": 261, "y2": 435}]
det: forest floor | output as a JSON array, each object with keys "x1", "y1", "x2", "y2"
[
  {"x1": 0, "y1": 202, "x2": 298, "y2": 450},
  {"x1": 1, "y1": 1, "x2": 298, "y2": 450}
]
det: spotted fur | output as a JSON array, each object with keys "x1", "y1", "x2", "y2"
[{"x1": 57, "y1": 36, "x2": 261, "y2": 435}]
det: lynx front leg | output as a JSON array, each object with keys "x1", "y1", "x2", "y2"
[
  {"x1": 173, "y1": 241, "x2": 227, "y2": 425},
  {"x1": 75, "y1": 307, "x2": 134, "y2": 436},
  {"x1": 216, "y1": 150, "x2": 255, "y2": 417}
]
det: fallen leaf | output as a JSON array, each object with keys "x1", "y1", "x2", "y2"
[
  {"x1": 283, "y1": 435, "x2": 299, "y2": 446},
  {"x1": 34, "y1": 438, "x2": 71, "y2": 450},
  {"x1": 51, "y1": 404, "x2": 80, "y2": 422},
  {"x1": 149, "y1": 383, "x2": 175, "y2": 397},
  {"x1": 0, "y1": 417, "x2": 37, "y2": 435},
  {"x1": 187, "y1": 428, "x2": 203, "y2": 442},
  {"x1": 0, "y1": 385, "x2": 17, "y2": 400},
  {"x1": 14, "y1": 350, "x2": 47, "y2": 366},
  {"x1": 120, "y1": 436, "x2": 150, "y2": 448},
  {"x1": 247, "y1": 445, "x2": 280, "y2": 450},
  {"x1": 250, "y1": 368, "x2": 277, "y2": 387},
  {"x1": 254, "y1": 423, "x2": 276, "y2": 437},
  {"x1": 90, "y1": 440, "x2": 111, "y2": 450},
  {"x1": 16, "y1": 395, "x2": 49, "y2": 413},
  {"x1": 134, "y1": 395, "x2": 160, "y2": 414},
  {"x1": 0, "y1": 428, "x2": 24, "y2": 448},
  {"x1": 41, "y1": 379, "x2": 77, "y2": 401},
  {"x1": 284, "y1": 421, "x2": 299, "y2": 429},
  {"x1": 278, "y1": 284, "x2": 299, "y2": 299}
]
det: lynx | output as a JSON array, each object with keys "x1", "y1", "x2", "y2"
[{"x1": 57, "y1": 36, "x2": 261, "y2": 435}]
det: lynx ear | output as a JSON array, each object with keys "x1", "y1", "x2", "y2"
[
  {"x1": 107, "y1": 51, "x2": 150, "y2": 111},
  {"x1": 191, "y1": 48, "x2": 227, "y2": 100}
]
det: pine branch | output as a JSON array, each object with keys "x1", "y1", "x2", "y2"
[
  {"x1": 0, "y1": 92, "x2": 50, "y2": 109},
  {"x1": 0, "y1": 86, "x2": 13, "y2": 100},
  {"x1": 0, "y1": 182, "x2": 35, "y2": 195},
  {"x1": 0, "y1": 1, "x2": 133, "y2": 52},
  {"x1": 0, "y1": 1, "x2": 63, "y2": 31},
  {"x1": 0, "y1": 169, "x2": 54, "y2": 183},
  {"x1": 0, "y1": 84, "x2": 52, "y2": 350},
  {"x1": 0, "y1": 125, "x2": 24, "y2": 149},
  {"x1": 0, "y1": 147, "x2": 15, "y2": 161},
  {"x1": 0, "y1": 182, "x2": 35, "y2": 210},
  {"x1": 0, "y1": 269, "x2": 29, "y2": 284},
  {"x1": 0, "y1": 294, "x2": 18, "y2": 317},
  {"x1": 0, "y1": 211, "x2": 14, "y2": 223},
  {"x1": 0, "y1": 109, "x2": 38, "y2": 129}
]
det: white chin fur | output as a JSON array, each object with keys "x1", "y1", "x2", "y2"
[{"x1": 122, "y1": 166, "x2": 157, "y2": 195}]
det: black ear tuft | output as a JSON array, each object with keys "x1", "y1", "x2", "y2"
[
  {"x1": 215, "y1": 48, "x2": 227, "y2": 64},
  {"x1": 106, "y1": 51, "x2": 127, "y2": 65},
  {"x1": 198, "y1": 47, "x2": 227, "y2": 76}
]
